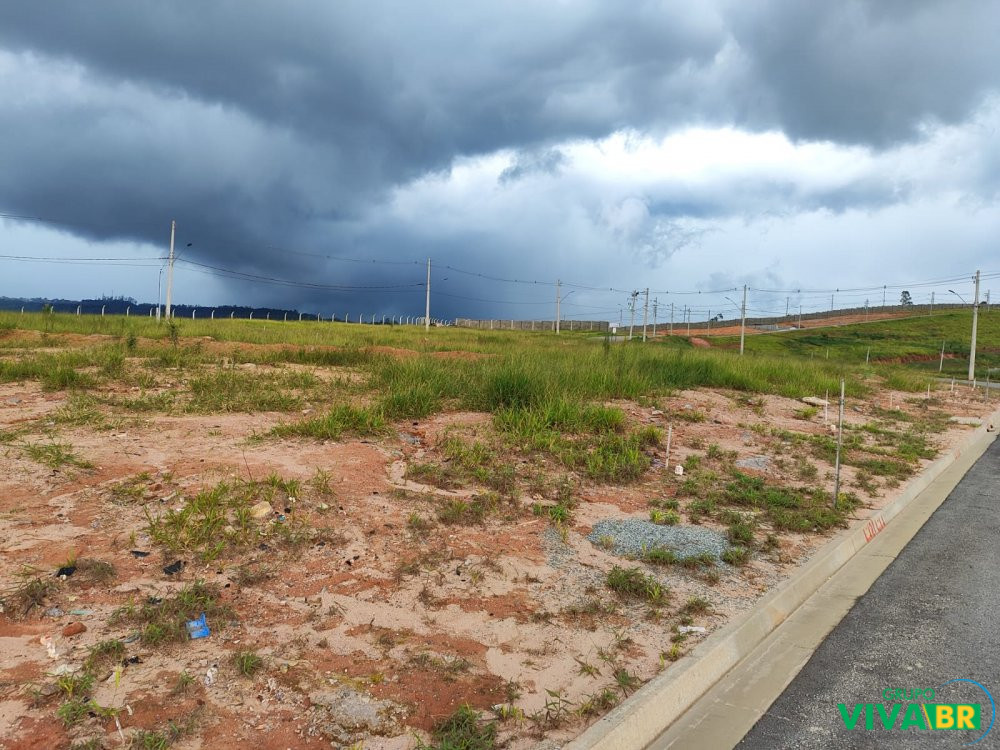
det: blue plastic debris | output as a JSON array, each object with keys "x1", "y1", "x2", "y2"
[{"x1": 185, "y1": 612, "x2": 210, "y2": 639}]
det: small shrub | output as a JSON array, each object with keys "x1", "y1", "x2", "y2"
[
  {"x1": 721, "y1": 546, "x2": 751, "y2": 566},
  {"x1": 417, "y1": 703, "x2": 496, "y2": 750},
  {"x1": 643, "y1": 546, "x2": 678, "y2": 566},
  {"x1": 727, "y1": 520, "x2": 755, "y2": 545},
  {"x1": 649, "y1": 509, "x2": 680, "y2": 526},
  {"x1": 680, "y1": 596, "x2": 711, "y2": 616},
  {"x1": 606, "y1": 566, "x2": 667, "y2": 604},
  {"x1": 234, "y1": 650, "x2": 263, "y2": 677}
]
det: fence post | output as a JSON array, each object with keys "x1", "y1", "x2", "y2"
[{"x1": 832, "y1": 379, "x2": 846, "y2": 508}]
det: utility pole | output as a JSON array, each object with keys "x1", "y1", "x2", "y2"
[
  {"x1": 969, "y1": 269, "x2": 980, "y2": 382},
  {"x1": 830, "y1": 293, "x2": 834, "y2": 312},
  {"x1": 930, "y1": 291, "x2": 934, "y2": 315},
  {"x1": 798, "y1": 304, "x2": 802, "y2": 329},
  {"x1": 739, "y1": 284, "x2": 747, "y2": 355},
  {"x1": 165, "y1": 220, "x2": 176, "y2": 320},
  {"x1": 652, "y1": 298, "x2": 658, "y2": 338},
  {"x1": 555, "y1": 279, "x2": 561, "y2": 334},
  {"x1": 424, "y1": 258, "x2": 431, "y2": 332},
  {"x1": 785, "y1": 297, "x2": 789, "y2": 318},
  {"x1": 707, "y1": 308, "x2": 711, "y2": 334},
  {"x1": 641, "y1": 288, "x2": 649, "y2": 342},
  {"x1": 670, "y1": 302, "x2": 674, "y2": 335},
  {"x1": 882, "y1": 285, "x2": 886, "y2": 308},
  {"x1": 628, "y1": 291, "x2": 637, "y2": 340},
  {"x1": 686, "y1": 306, "x2": 691, "y2": 336}
]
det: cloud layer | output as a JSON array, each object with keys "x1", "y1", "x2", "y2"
[{"x1": 0, "y1": 1, "x2": 998, "y2": 318}]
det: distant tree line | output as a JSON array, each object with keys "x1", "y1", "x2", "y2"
[{"x1": 0, "y1": 295, "x2": 314, "y2": 320}]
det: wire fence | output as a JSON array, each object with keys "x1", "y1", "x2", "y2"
[{"x1": 453, "y1": 318, "x2": 610, "y2": 331}]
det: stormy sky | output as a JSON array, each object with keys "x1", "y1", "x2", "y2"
[{"x1": 1, "y1": 1, "x2": 998, "y2": 321}]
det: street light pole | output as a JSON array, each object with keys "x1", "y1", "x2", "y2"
[
  {"x1": 740, "y1": 284, "x2": 747, "y2": 356},
  {"x1": 555, "y1": 279, "x2": 561, "y2": 334},
  {"x1": 970, "y1": 270, "x2": 981, "y2": 382},
  {"x1": 628, "y1": 291, "x2": 638, "y2": 340},
  {"x1": 165, "y1": 220, "x2": 175, "y2": 320},
  {"x1": 424, "y1": 258, "x2": 431, "y2": 331},
  {"x1": 641, "y1": 288, "x2": 649, "y2": 342}
]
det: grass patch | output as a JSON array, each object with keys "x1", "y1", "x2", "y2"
[
  {"x1": 436, "y1": 493, "x2": 511, "y2": 525},
  {"x1": 721, "y1": 472, "x2": 858, "y2": 532},
  {"x1": 721, "y1": 546, "x2": 751, "y2": 566},
  {"x1": 22, "y1": 441, "x2": 93, "y2": 470},
  {"x1": 233, "y1": 650, "x2": 264, "y2": 677},
  {"x1": 144, "y1": 477, "x2": 311, "y2": 562},
  {"x1": 606, "y1": 565, "x2": 668, "y2": 605},
  {"x1": 417, "y1": 703, "x2": 496, "y2": 750},
  {"x1": 272, "y1": 403, "x2": 386, "y2": 439},
  {"x1": 649, "y1": 508, "x2": 680, "y2": 526},
  {"x1": 187, "y1": 369, "x2": 317, "y2": 413},
  {"x1": 83, "y1": 639, "x2": 125, "y2": 673},
  {"x1": 72, "y1": 558, "x2": 117, "y2": 586},
  {"x1": 1, "y1": 574, "x2": 57, "y2": 618},
  {"x1": 112, "y1": 581, "x2": 234, "y2": 645}
]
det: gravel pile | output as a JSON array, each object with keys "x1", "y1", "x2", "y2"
[
  {"x1": 588, "y1": 518, "x2": 730, "y2": 560},
  {"x1": 736, "y1": 455, "x2": 771, "y2": 471}
]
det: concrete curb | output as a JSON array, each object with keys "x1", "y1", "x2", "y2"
[{"x1": 566, "y1": 407, "x2": 1000, "y2": 750}]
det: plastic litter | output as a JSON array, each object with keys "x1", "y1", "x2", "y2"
[
  {"x1": 129, "y1": 550, "x2": 150, "y2": 558},
  {"x1": 40, "y1": 635, "x2": 59, "y2": 660},
  {"x1": 163, "y1": 560, "x2": 185, "y2": 575},
  {"x1": 185, "y1": 612, "x2": 210, "y2": 639},
  {"x1": 122, "y1": 634, "x2": 140, "y2": 644},
  {"x1": 204, "y1": 664, "x2": 218, "y2": 686},
  {"x1": 55, "y1": 565, "x2": 76, "y2": 578},
  {"x1": 674, "y1": 465, "x2": 684, "y2": 476},
  {"x1": 678, "y1": 625, "x2": 707, "y2": 634},
  {"x1": 44, "y1": 607, "x2": 64, "y2": 618},
  {"x1": 69, "y1": 609, "x2": 93, "y2": 616}
]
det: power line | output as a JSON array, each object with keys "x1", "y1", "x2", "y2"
[{"x1": 176, "y1": 258, "x2": 425, "y2": 291}]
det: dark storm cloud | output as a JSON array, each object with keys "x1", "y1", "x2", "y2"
[
  {"x1": 499, "y1": 149, "x2": 568, "y2": 184},
  {"x1": 725, "y1": 0, "x2": 1000, "y2": 146},
  {"x1": 0, "y1": 1, "x2": 997, "y2": 316}
]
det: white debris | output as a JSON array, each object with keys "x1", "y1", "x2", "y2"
[{"x1": 801, "y1": 396, "x2": 830, "y2": 407}]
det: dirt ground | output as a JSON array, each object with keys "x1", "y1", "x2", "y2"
[
  {"x1": 0, "y1": 360, "x2": 995, "y2": 749},
  {"x1": 656, "y1": 309, "x2": 919, "y2": 338}
]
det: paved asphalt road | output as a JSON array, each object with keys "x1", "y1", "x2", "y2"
[{"x1": 736, "y1": 438, "x2": 1000, "y2": 749}]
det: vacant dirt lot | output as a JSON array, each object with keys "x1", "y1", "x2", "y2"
[{"x1": 0, "y1": 337, "x2": 994, "y2": 749}]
